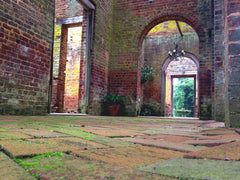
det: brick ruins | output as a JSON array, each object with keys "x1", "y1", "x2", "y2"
[{"x1": 0, "y1": 0, "x2": 240, "y2": 127}]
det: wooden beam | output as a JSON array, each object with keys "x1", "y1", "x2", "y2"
[{"x1": 78, "y1": 0, "x2": 95, "y2": 10}]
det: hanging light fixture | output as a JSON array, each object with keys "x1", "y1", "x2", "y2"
[
  {"x1": 168, "y1": 44, "x2": 185, "y2": 61},
  {"x1": 168, "y1": 21, "x2": 185, "y2": 61}
]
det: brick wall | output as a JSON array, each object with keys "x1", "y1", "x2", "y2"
[
  {"x1": 223, "y1": 0, "x2": 240, "y2": 127},
  {"x1": 107, "y1": 0, "x2": 213, "y2": 117},
  {"x1": 214, "y1": 0, "x2": 225, "y2": 122},
  {"x1": 88, "y1": 0, "x2": 113, "y2": 115},
  {"x1": 0, "y1": 0, "x2": 54, "y2": 115}
]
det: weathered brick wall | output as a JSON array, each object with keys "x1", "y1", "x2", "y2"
[
  {"x1": 88, "y1": 0, "x2": 113, "y2": 115},
  {"x1": 0, "y1": 0, "x2": 54, "y2": 115},
  {"x1": 108, "y1": 0, "x2": 213, "y2": 117},
  {"x1": 214, "y1": 0, "x2": 240, "y2": 127},
  {"x1": 214, "y1": 0, "x2": 225, "y2": 122},
  {"x1": 225, "y1": 0, "x2": 240, "y2": 127},
  {"x1": 55, "y1": 0, "x2": 83, "y2": 18}
]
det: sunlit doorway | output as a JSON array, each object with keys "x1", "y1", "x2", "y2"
[
  {"x1": 172, "y1": 77, "x2": 195, "y2": 117},
  {"x1": 164, "y1": 56, "x2": 199, "y2": 117}
]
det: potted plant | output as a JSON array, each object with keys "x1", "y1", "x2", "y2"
[{"x1": 102, "y1": 93, "x2": 124, "y2": 116}]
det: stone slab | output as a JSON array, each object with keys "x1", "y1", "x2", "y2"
[
  {"x1": 0, "y1": 131, "x2": 33, "y2": 140},
  {"x1": 184, "y1": 141, "x2": 240, "y2": 160},
  {"x1": 200, "y1": 128, "x2": 238, "y2": 136},
  {"x1": 56, "y1": 128, "x2": 133, "y2": 147},
  {"x1": 20, "y1": 153, "x2": 175, "y2": 180},
  {"x1": 72, "y1": 145, "x2": 184, "y2": 168},
  {"x1": 0, "y1": 137, "x2": 107, "y2": 157},
  {"x1": 138, "y1": 158, "x2": 240, "y2": 180},
  {"x1": 0, "y1": 152, "x2": 35, "y2": 180},
  {"x1": 82, "y1": 129, "x2": 143, "y2": 137},
  {"x1": 120, "y1": 137, "x2": 206, "y2": 152},
  {"x1": 17, "y1": 129, "x2": 70, "y2": 138},
  {"x1": 141, "y1": 129, "x2": 203, "y2": 137},
  {"x1": 184, "y1": 134, "x2": 240, "y2": 147},
  {"x1": 135, "y1": 134, "x2": 195, "y2": 143}
]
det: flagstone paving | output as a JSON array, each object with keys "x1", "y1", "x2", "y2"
[
  {"x1": 184, "y1": 141, "x2": 240, "y2": 160},
  {"x1": 72, "y1": 145, "x2": 185, "y2": 168},
  {"x1": 1, "y1": 137, "x2": 107, "y2": 157},
  {"x1": 0, "y1": 152, "x2": 35, "y2": 180},
  {"x1": 0, "y1": 115, "x2": 240, "y2": 179},
  {"x1": 120, "y1": 136, "x2": 207, "y2": 152},
  {"x1": 138, "y1": 158, "x2": 240, "y2": 180}
]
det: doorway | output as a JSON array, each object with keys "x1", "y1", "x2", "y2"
[
  {"x1": 64, "y1": 26, "x2": 82, "y2": 113},
  {"x1": 50, "y1": 0, "x2": 95, "y2": 114},
  {"x1": 163, "y1": 56, "x2": 199, "y2": 117},
  {"x1": 172, "y1": 76, "x2": 195, "y2": 117}
]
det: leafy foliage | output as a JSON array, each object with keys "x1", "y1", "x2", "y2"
[
  {"x1": 102, "y1": 93, "x2": 124, "y2": 105},
  {"x1": 141, "y1": 66, "x2": 155, "y2": 84},
  {"x1": 173, "y1": 78, "x2": 194, "y2": 117},
  {"x1": 101, "y1": 93, "x2": 125, "y2": 116},
  {"x1": 140, "y1": 103, "x2": 160, "y2": 116}
]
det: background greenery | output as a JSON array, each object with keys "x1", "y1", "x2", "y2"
[{"x1": 173, "y1": 78, "x2": 194, "y2": 117}]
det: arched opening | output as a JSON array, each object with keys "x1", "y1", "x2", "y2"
[
  {"x1": 140, "y1": 20, "x2": 199, "y2": 117},
  {"x1": 163, "y1": 55, "x2": 199, "y2": 117}
]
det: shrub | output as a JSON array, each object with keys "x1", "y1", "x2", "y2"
[{"x1": 140, "y1": 103, "x2": 160, "y2": 116}]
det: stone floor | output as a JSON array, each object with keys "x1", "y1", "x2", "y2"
[{"x1": 0, "y1": 115, "x2": 239, "y2": 180}]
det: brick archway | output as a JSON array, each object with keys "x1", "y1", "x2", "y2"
[
  {"x1": 138, "y1": 15, "x2": 201, "y2": 48},
  {"x1": 161, "y1": 53, "x2": 200, "y2": 117},
  {"x1": 138, "y1": 16, "x2": 201, "y2": 115},
  {"x1": 137, "y1": 14, "x2": 213, "y2": 119}
]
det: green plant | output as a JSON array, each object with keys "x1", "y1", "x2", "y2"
[
  {"x1": 173, "y1": 78, "x2": 194, "y2": 117},
  {"x1": 141, "y1": 66, "x2": 155, "y2": 84},
  {"x1": 140, "y1": 103, "x2": 160, "y2": 116},
  {"x1": 102, "y1": 93, "x2": 124, "y2": 105}
]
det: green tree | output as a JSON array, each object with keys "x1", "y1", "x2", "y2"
[{"x1": 173, "y1": 78, "x2": 194, "y2": 117}]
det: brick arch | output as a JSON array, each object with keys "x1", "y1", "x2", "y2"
[
  {"x1": 137, "y1": 15, "x2": 203, "y2": 117},
  {"x1": 138, "y1": 15, "x2": 201, "y2": 48},
  {"x1": 161, "y1": 53, "x2": 200, "y2": 117}
]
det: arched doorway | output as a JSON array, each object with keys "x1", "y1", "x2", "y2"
[
  {"x1": 162, "y1": 55, "x2": 199, "y2": 117},
  {"x1": 141, "y1": 20, "x2": 199, "y2": 117}
]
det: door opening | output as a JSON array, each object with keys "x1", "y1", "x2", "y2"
[
  {"x1": 172, "y1": 77, "x2": 195, "y2": 117},
  {"x1": 64, "y1": 26, "x2": 82, "y2": 113}
]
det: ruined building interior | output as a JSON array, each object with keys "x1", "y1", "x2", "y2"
[{"x1": 0, "y1": 0, "x2": 240, "y2": 127}]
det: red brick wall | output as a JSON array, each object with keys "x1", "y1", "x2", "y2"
[{"x1": 0, "y1": 0, "x2": 55, "y2": 115}]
